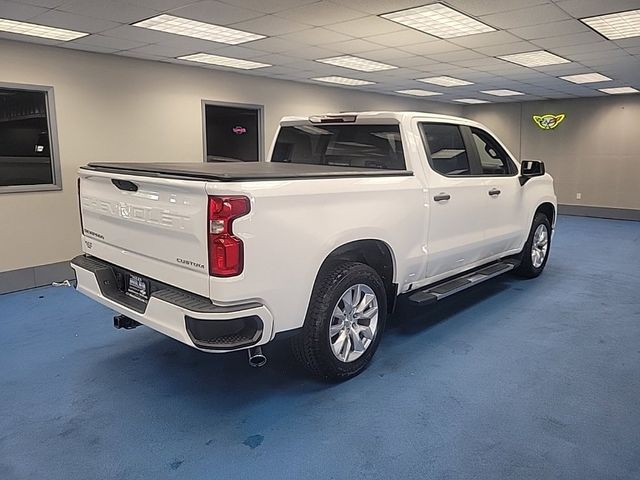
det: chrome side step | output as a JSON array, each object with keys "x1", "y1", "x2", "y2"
[{"x1": 407, "y1": 260, "x2": 519, "y2": 306}]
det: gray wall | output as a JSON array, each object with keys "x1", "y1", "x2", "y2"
[
  {"x1": 463, "y1": 95, "x2": 640, "y2": 211},
  {"x1": 0, "y1": 39, "x2": 461, "y2": 274}
]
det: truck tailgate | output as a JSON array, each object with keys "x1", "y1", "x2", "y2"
[{"x1": 78, "y1": 168, "x2": 210, "y2": 297}]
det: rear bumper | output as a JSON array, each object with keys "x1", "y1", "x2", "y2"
[{"x1": 70, "y1": 255, "x2": 274, "y2": 352}]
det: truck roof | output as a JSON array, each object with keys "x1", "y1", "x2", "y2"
[{"x1": 280, "y1": 111, "x2": 476, "y2": 125}]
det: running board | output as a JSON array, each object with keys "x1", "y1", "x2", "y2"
[{"x1": 407, "y1": 260, "x2": 520, "y2": 306}]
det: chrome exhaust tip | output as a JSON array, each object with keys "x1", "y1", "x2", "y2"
[{"x1": 247, "y1": 346, "x2": 267, "y2": 368}]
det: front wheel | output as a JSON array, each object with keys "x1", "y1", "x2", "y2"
[
  {"x1": 291, "y1": 262, "x2": 387, "y2": 381},
  {"x1": 513, "y1": 213, "x2": 552, "y2": 278}
]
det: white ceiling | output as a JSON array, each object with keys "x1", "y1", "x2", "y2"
[{"x1": 1, "y1": 0, "x2": 640, "y2": 103}]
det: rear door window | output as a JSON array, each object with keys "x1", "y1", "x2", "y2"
[
  {"x1": 419, "y1": 123, "x2": 471, "y2": 176},
  {"x1": 271, "y1": 124, "x2": 405, "y2": 170}
]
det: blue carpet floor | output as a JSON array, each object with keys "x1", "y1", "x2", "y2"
[{"x1": 1, "y1": 215, "x2": 639, "y2": 479}]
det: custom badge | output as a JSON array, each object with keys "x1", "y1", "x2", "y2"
[{"x1": 533, "y1": 114, "x2": 565, "y2": 130}]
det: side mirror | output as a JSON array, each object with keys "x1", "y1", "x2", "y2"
[{"x1": 519, "y1": 159, "x2": 545, "y2": 186}]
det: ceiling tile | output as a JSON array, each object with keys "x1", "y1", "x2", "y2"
[
  {"x1": 507, "y1": 20, "x2": 590, "y2": 40},
  {"x1": 218, "y1": 0, "x2": 323, "y2": 15},
  {"x1": 277, "y1": 27, "x2": 353, "y2": 46},
  {"x1": 449, "y1": 30, "x2": 522, "y2": 48},
  {"x1": 29, "y1": 9, "x2": 121, "y2": 33},
  {"x1": 61, "y1": 42, "x2": 116, "y2": 53},
  {"x1": 478, "y1": 4, "x2": 571, "y2": 29},
  {"x1": 124, "y1": 0, "x2": 206, "y2": 10},
  {"x1": 365, "y1": 28, "x2": 438, "y2": 47},
  {"x1": 119, "y1": 43, "x2": 192, "y2": 58},
  {"x1": 359, "y1": 48, "x2": 414, "y2": 61},
  {"x1": 322, "y1": 38, "x2": 383, "y2": 54},
  {"x1": 169, "y1": 1, "x2": 264, "y2": 25},
  {"x1": 71, "y1": 34, "x2": 147, "y2": 51},
  {"x1": 552, "y1": 42, "x2": 621, "y2": 56},
  {"x1": 324, "y1": 15, "x2": 405, "y2": 37},
  {"x1": 532, "y1": 31, "x2": 608, "y2": 49},
  {"x1": 615, "y1": 37, "x2": 640, "y2": 48},
  {"x1": 427, "y1": 50, "x2": 488, "y2": 62},
  {"x1": 399, "y1": 40, "x2": 463, "y2": 55},
  {"x1": 553, "y1": 0, "x2": 640, "y2": 18},
  {"x1": 0, "y1": 0, "x2": 48, "y2": 21},
  {"x1": 8, "y1": 0, "x2": 65, "y2": 6},
  {"x1": 445, "y1": 0, "x2": 551, "y2": 16},
  {"x1": 55, "y1": 0, "x2": 157, "y2": 24},
  {"x1": 329, "y1": 0, "x2": 436, "y2": 16},
  {"x1": 228, "y1": 15, "x2": 309, "y2": 36},
  {"x1": 203, "y1": 44, "x2": 265, "y2": 58},
  {"x1": 247, "y1": 36, "x2": 301, "y2": 53},
  {"x1": 275, "y1": 1, "x2": 367, "y2": 27},
  {"x1": 475, "y1": 41, "x2": 540, "y2": 56}
]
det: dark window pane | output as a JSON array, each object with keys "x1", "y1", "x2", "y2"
[
  {"x1": 0, "y1": 88, "x2": 53, "y2": 186},
  {"x1": 420, "y1": 123, "x2": 470, "y2": 176},
  {"x1": 471, "y1": 128, "x2": 512, "y2": 175},
  {"x1": 271, "y1": 124, "x2": 405, "y2": 170},
  {"x1": 205, "y1": 104, "x2": 259, "y2": 162}
]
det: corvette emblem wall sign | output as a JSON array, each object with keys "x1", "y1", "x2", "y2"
[{"x1": 533, "y1": 113, "x2": 565, "y2": 130}]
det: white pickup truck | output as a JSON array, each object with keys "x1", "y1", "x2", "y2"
[{"x1": 71, "y1": 111, "x2": 556, "y2": 380}]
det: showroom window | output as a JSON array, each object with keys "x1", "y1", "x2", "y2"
[
  {"x1": 0, "y1": 84, "x2": 61, "y2": 193},
  {"x1": 203, "y1": 102, "x2": 262, "y2": 162},
  {"x1": 420, "y1": 123, "x2": 470, "y2": 176},
  {"x1": 471, "y1": 128, "x2": 515, "y2": 176}
]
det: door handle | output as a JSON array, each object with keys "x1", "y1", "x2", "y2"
[
  {"x1": 433, "y1": 193, "x2": 451, "y2": 202},
  {"x1": 488, "y1": 188, "x2": 501, "y2": 196}
]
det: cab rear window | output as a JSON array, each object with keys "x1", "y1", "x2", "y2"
[{"x1": 271, "y1": 124, "x2": 405, "y2": 170}]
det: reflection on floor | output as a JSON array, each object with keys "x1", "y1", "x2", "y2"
[{"x1": 1, "y1": 215, "x2": 639, "y2": 480}]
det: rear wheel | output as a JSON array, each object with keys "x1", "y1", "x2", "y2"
[
  {"x1": 513, "y1": 213, "x2": 551, "y2": 278},
  {"x1": 291, "y1": 262, "x2": 386, "y2": 381}
]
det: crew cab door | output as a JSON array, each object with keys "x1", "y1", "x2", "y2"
[
  {"x1": 418, "y1": 122, "x2": 490, "y2": 278},
  {"x1": 467, "y1": 127, "x2": 525, "y2": 256}
]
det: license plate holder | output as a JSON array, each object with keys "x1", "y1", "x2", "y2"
[{"x1": 126, "y1": 274, "x2": 149, "y2": 301}]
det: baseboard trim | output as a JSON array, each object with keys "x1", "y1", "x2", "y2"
[
  {"x1": 558, "y1": 204, "x2": 640, "y2": 221},
  {"x1": 0, "y1": 260, "x2": 74, "y2": 295}
]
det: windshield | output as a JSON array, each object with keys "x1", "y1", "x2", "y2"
[{"x1": 271, "y1": 124, "x2": 405, "y2": 170}]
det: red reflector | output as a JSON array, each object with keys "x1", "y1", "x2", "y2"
[{"x1": 207, "y1": 196, "x2": 250, "y2": 277}]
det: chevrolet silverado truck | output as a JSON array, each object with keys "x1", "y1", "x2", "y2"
[{"x1": 71, "y1": 112, "x2": 556, "y2": 380}]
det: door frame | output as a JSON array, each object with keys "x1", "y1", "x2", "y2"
[{"x1": 200, "y1": 100, "x2": 265, "y2": 162}]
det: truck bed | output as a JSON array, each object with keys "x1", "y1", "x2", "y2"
[{"x1": 83, "y1": 162, "x2": 412, "y2": 182}]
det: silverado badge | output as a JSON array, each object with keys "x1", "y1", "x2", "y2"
[{"x1": 533, "y1": 113, "x2": 565, "y2": 130}]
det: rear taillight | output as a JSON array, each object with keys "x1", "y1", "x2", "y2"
[{"x1": 207, "y1": 196, "x2": 250, "y2": 277}]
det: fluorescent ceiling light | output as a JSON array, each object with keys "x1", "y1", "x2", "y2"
[
  {"x1": 598, "y1": 86, "x2": 638, "y2": 94},
  {"x1": 133, "y1": 14, "x2": 264, "y2": 45},
  {"x1": 481, "y1": 89, "x2": 525, "y2": 96},
  {"x1": 454, "y1": 98, "x2": 490, "y2": 104},
  {"x1": 417, "y1": 76, "x2": 473, "y2": 87},
  {"x1": 178, "y1": 53, "x2": 270, "y2": 69},
  {"x1": 381, "y1": 3, "x2": 495, "y2": 39},
  {"x1": 560, "y1": 73, "x2": 612, "y2": 84},
  {"x1": 0, "y1": 17, "x2": 87, "y2": 41},
  {"x1": 396, "y1": 89, "x2": 442, "y2": 96},
  {"x1": 581, "y1": 9, "x2": 640, "y2": 40},
  {"x1": 316, "y1": 55, "x2": 396, "y2": 72},
  {"x1": 498, "y1": 50, "x2": 570, "y2": 67},
  {"x1": 312, "y1": 76, "x2": 375, "y2": 86}
]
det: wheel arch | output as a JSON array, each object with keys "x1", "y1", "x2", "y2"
[
  {"x1": 316, "y1": 239, "x2": 398, "y2": 313},
  {"x1": 535, "y1": 202, "x2": 556, "y2": 227}
]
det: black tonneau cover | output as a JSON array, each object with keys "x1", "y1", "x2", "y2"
[{"x1": 83, "y1": 162, "x2": 412, "y2": 182}]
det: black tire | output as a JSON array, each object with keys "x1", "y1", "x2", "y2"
[
  {"x1": 513, "y1": 212, "x2": 552, "y2": 278},
  {"x1": 291, "y1": 261, "x2": 387, "y2": 381}
]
